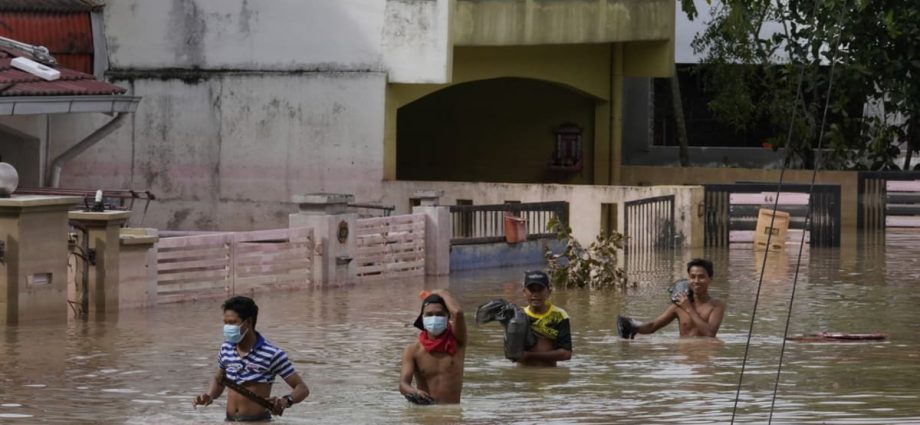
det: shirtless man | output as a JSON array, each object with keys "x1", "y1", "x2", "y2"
[
  {"x1": 193, "y1": 296, "x2": 309, "y2": 421},
  {"x1": 518, "y1": 271, "x2": 572, "y2": 367},
  {"x1": 619, "y1": 258, "x2": 726, "y2": 338},
  {"x1": 399, "y1": 290, "x2": 467, "y2": 404}
]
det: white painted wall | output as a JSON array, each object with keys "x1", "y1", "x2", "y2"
[
  {"x1": 382, "y1": 0, "x2": 453, "y2": 83},
  {"x1": 104, "y1": 0, "x2": 452, "y2": 82},
  {"x1": 380, "y1": 180, "x2": 704, "y2": 248},
  {"x1": 104, "y1": 0, "x2": 385, "y2": 70}
]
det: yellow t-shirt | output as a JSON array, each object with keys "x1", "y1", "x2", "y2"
[{"x1": 524, "y1": 303, "x2": 572, "y2": 351}]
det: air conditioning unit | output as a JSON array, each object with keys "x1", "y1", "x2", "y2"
[{"x1": 11, "y1": 57, "x2": 60, "y2": 81}]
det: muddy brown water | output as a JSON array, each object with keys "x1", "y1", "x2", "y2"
[{"x1": 1, "y1": 231, "x2": 919, "y2": 424}]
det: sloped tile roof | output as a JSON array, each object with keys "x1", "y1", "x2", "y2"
[
  {"x1": 0, "y1": 48, "x2": 125, "y2": 96},
  {"x1": 0, "y1": 0, "x2": 101, "y2": 13},
  {"x1": 0, "y1": 11, "x2": 94, "y2": 73}
]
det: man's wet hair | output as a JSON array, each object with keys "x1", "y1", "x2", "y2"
[
  {"x1": 686, "y1": 258, "x2": 714, "y2": 278},
  {"x1": 222, "y1": 296, "x2": 259, "y2": 329}
]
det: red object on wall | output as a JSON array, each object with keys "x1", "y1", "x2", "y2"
[{"x1": 0, "y1": 11, "x2": 94, "y2": 74}]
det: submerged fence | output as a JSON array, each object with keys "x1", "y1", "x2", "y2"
[
  {"x1": 156, "y1": 227, "x2": 314, "y2": 304},
  {"x1": 448, "y1": 201, "x2": 569, "y2": 245},
  {"x1": 354, "y1": 213, "x2": 426, "y2": 280},
  {"x1": 704, "y1": 183, "x2": 841, "y2": 247}
]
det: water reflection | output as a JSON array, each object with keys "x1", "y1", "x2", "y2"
[{"x1": 0, "y1": 232, "x2": 919, "y2": 423}]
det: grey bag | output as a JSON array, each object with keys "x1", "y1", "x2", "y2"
[{"x1": 476, "y1": 299, "x2": 536, "y2": 361}]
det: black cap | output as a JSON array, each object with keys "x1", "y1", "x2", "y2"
[
  {"x1": 413, "y1": 293, "x2": 449, "y2": 331},
  {"x1": 523, "y1": 270, "x2": 550, "y2": 289}
]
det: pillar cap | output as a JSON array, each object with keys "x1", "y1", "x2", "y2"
[
  {"x1": 69, "y1": 210, "x2": 132, "y2": 222},
  {"x1": 0, "y1": 195, "x2": 81, "y2": 208},
  {"x1": 292, "y1": 193, "x2": 355, "y2": 205}
]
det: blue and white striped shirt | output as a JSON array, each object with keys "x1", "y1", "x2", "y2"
[{"x1": 218, "y1": 332, "x2": 296, "y2": 385}]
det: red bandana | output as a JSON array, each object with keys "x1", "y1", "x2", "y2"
[{"x1": 418, "y1": 324, "x2": 458, "y2": 356}]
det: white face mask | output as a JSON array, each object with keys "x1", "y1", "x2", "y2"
[{"x1": 422, "y1": 316, "x2": 448, "y2": 336}]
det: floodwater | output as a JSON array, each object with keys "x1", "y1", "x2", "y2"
[{"x1": 2, "y1": 231, "x2": 920, "y2": 424}]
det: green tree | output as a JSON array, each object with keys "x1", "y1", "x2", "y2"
[{"x1": 680, "y1": 0, "x2": 920, "y2": 170}]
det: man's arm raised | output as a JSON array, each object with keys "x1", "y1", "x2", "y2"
[{"x1": 431, "y1": 289, "x2": 466, "y2": 347}]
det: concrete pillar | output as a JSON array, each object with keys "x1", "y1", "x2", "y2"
[
  {"x1": 411, "y1": 190, "x2": 450, "y2": 275},
  {"x1": 289, "y1": 194, "x2": 357, "y2": 286},
  {"x1": 0, "y1": 195, "x2": 81, "y2": 324},
  {"x1": 118, "y1": 228, "x2": 159, "y2": 309},
  {"x1": 68, "y1": 210, "x2": 131, "y2": 319}
]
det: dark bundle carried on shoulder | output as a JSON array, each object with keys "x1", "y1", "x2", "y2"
[
  {"x1": 475, "y1": 299, "x2": 536, "y2": 361},
  {"x1": 667, "y1": 278, "x2": 693, "y2": 304}
]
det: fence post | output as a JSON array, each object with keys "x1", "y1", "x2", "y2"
[
  {"x1": 289, "y1": 193, "x2": 357, "y2": 286},
  {"x1": 412, "y1": 190, "x2": 449, "y2": 275}
]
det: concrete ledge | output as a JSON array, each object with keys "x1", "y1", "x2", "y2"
[
  {"x1": 69, "y1": 210, "x2": 133, "y2": 221},
  {"x1": 0, "y1": 195, "x2": 82, "y2": 208},
  {"x1": 450, "y1": 239, "x2": 562, "y2": 271}
]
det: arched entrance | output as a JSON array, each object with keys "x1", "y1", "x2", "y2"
[{"x1": 396, "y1": 77, "x2": 603, "y2": 184}]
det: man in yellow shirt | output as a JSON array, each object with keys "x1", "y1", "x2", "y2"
[{"x1": 517, "y1": 271, "x2": 572, "y2": 367}]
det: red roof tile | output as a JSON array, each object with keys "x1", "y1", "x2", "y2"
[
  {"x1": 0, "y1": 12, "x2": 93, "y2": 74},
  {"x1": 0, "y1": 48, "x2": 126, "y2": 97},
  {"x1": 0, "y1": 1, "x2": 99, "y2": 13}
]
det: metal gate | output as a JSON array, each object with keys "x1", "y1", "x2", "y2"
[
  {"x1": 704, "y1": 183, "x2": 841, "y2": 247},
  {"x1": 858, "y1": 170, "x2": 920, "y2": 243},
  {"x1": 624, "y1": 195, "x2": 676, "y2": 254}
]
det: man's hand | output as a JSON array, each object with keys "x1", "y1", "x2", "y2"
[
  {"x1": 403, "y1": 389, "x2": 435, "y2": 405},
  {"x1": 674, "y1": 293, "x2": 693, "y2": 311},
  {"x1": 616, "y1": 315, "x2": 640, "y2": 339},
  {"x1": 269, "y1": 396, "x2": 288, "y2": 416},
  {"x1": 192, "y1": 393, "x2": 213, "y2": 408}
]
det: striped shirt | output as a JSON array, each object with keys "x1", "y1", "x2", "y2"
[{"x1": 218, "y1": 332, "x2": 296, "y2": 385}]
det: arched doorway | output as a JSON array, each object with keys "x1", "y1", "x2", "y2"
[{"x1": 396, "y1": 77, "x2": 602, "y2": 184}]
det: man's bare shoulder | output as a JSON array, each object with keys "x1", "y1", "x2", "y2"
[
  {"x1": 708, "y1": 297, "x2": 725, "y2": 307},
  {"x1": 403, "y1": 342, "x2": 422, "y2": 357}
]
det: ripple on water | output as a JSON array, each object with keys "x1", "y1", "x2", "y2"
[
  {"x1": 22, "y1": 384, "x2": 46, "y2": 388},
  {"x1": 0, "y1": 404, "x2": 21, "y2": 407},
  {"x1": 130, "y1": 400, "x2": 164, "y2": 404},
  {"x1": 101, "y1": 389, "x2": 141, "y2": 394},
  {"x1": 0, "y1": 414, "x2": 33, "y2": 418}
]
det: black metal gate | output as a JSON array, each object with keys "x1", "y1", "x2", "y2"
[
  {"x1": 858, "y1": 170, "x2": 920, "y2": 243},
  {"x1": 704, "y1": 183, "x2": 841, "y2": 247},
  {"x1": 624, "y1": 195, "x2": 676, "y2": 254}
]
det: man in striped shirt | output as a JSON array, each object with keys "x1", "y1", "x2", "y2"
[{"x1": 193, "y1": 296, "x2": 309, "y2": 421}]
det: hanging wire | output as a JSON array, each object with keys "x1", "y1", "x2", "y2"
[
  {"x1": 728, "y1": 50, "x2": 808, "y2": 425},
  {"x1": 728, "y1": 1, "x2": 848, "y2": 422},
  {"x1": 766, "y1": 7, "x2": 847, "y2": 424}
]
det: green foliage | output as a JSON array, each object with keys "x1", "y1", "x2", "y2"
[
  {"x1": 542, "y1": 216, "x2": 630, "y2": 290},
  {"x1": 686, "y1": 0, "x2": 920, "y2": 170}
]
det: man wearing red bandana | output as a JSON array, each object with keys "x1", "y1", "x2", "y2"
[{"x1": 399, "y1": 289, "x2": 466, "y2": 404}]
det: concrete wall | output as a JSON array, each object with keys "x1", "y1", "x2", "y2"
[
  {"x1": 0, "y1": 123, "x2": 41, "y2": 187},
  {"x1": 104, "y1": 0, "x2": 385, "y2": 71},
  {"x1": 396, "y1": 77, "x2": 597, "y2": 184},
  {"x1": 380, "y1": 180, "x2": 703, "y2": 248},
  {"x1": 454, "y1": 0, "x2": 673, "y2": 45},
  {"x1": 450, "y1": 239, "x2": 563, "y2": 271},
  {"x1": 383, "y1": 0, "x2": 454, "y2": 83}
]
